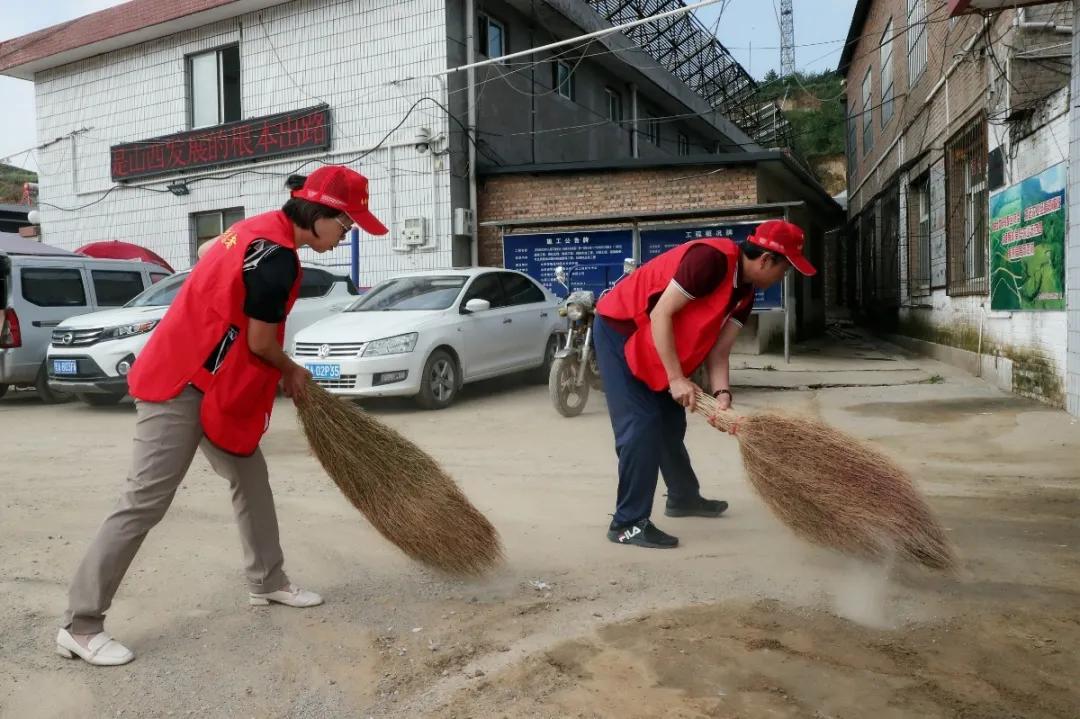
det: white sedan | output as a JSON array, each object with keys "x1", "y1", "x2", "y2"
[{"x1": 290, "y1": 268, "x2": 564, "y2": 408}]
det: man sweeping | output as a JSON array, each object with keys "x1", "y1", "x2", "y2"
[
  {"x1": 56, "y1": 166, "x2": 389, "y2": 666},
  {"x1": 594, "y1": 220, "x2": 817, "y2": 549}
]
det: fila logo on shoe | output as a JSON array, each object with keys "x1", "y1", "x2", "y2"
[{"x1": 619, "y1": 526, "x2": 642, "y2": 542}]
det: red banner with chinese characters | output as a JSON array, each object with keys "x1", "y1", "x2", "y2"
[{"x1": 110, "y1": 104, "x2": 331, "y2": 181}]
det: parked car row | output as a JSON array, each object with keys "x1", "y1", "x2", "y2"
[
  {"x1": 1, "y1": 251, "x2": 169, "y2": 402},
  {"x1": 45, "y1": 264, "x2": 359, "y2": 405},
  {"x1": 3, "y1": 246, "x2": 566, "y2": 410}
]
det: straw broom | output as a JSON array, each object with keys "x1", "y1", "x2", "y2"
[
  {"x1": 692, "y1": 391, "x2": 954, "y2": 571},
  {"x1": 296, "y1": 381, "x2": 502, "y2": 576}
]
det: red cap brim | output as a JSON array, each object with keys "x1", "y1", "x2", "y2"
[
  {"x1": 787, "y1": 251, "x2": 817, "y2": 277},
  {"x1": 348, "y1": 208, "x2": 389, "y2": 236}
]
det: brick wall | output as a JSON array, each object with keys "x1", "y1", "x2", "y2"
[
  {"x1": 844, "y1": 3, "x2": 1009, "y2": 218},
  {"x1": 476, "y1": 166, "x2": 758, "y2": 265}
]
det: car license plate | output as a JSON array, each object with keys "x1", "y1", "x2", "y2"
[
  {"x1": 306, "y1": 363, "x2": 341, "y2": 380},
  {"x1": 53, "y1": 359, "x2": 78, "y2": 375}
]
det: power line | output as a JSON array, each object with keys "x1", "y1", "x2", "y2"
[{"x1": 31, "y1": 1, "x2": 965, "y2": 212}]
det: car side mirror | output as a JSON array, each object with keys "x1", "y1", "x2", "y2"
[{"x1": 463, "y1": 298, "x2": 491, "y2": 314}]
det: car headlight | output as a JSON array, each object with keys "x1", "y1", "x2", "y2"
[
  {"x1": 362, "y1": 332, "x2": 418, "y2": 357},
  {"x1": 102, "y1": 320, "x2": 159, "y2": 340},
  {"x1": 566, "y1": 303, "x2": 585, "y2": 321}
]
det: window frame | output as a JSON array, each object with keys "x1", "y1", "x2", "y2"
[
  {"x1": 847, "y1": 102, "x2": 859, "y2": 181},
  {"x1": 497, "y1": 272, "x2": 546, "y2": 306},
  {"x1": 298, "y1": 267, "x2": 336, "y2": 299},
  {"x1": 862, "y1": 67, "x2": 874, "y2": 156},
  {"x1": 907, "y1": 174, "x2": 932, "y2": 298},
  {"x1": 477, "y1": 13, "x2": 507, "y2": 60},
  {"x1": 677, "y1": 132, "x2": 690, "y2": 156},
  {"x1": 907, "y1": 0, "x2": 928, "y2": 87},
  {"x1": 461, "y1": 272, "x2": 508, "y2": 309},
  {"x1": 90, "y1": 269, "x2": 146, "y2": 307},
  {"x1": 19, "y1": 267, "x2": 88, "y2": 308},
  {"x1": 187, "y1": 44, "x2": 241, "y2": 130},
  {"x1": 605, "y1": 87, "x2": 622, "y2": 124},
  {"x1": 880, "y1": 19, "x2": 895, "y2": 127},
  {"x1": 553, "y1": 60, "x2": 575, "y2": 101},
  {"x1": 944, "y1": 116, "x2": 989, "y2": 296},
  {"x1": 643, "y1": 109, "x2": 661, "y2": 148},
  {"x1": 190, "y1": 207, "x2": 245, "y2": 263}
]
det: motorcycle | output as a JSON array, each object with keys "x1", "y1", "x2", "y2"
[{"x1": 548, "y1": 259, "x2": 636, "y2": 417}]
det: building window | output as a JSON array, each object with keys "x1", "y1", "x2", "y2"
[
  {"x1": 846, "y1": 104, "x2": 858, "y2": 181},
  {"x1": 191, "y1": 207, "x2": 245, "y2": 263},
  {"x1": 188, "y1": 45, "x2": 241, "y2": 129},
  {"x1": 641, "y1": 109, "x2": 661, "y2": 147},
  {"x1": 945, "y1": 117, "x2": 989, "y2": 295},
  {"x1": 907, "y1": 175, "x2": 932, "y2": 297},
  {"x1": 880, "y1": 19, "x2": 895, "y2": 126},
  {"x1": 878, "y1": 184, "x2": 902, "y2": 309},
  {"x1": 606, "y1": 88, "x2": 622, "y2": 124},
  {"x1": 553, "y1": 60, "x2": 575, "y2": 100},
  {"x1": 477, "y1": 14, "x2": 506, "y2": 59},
  {"x1": 678, "y1": 132, "x2": 690, "y2": 156},
  {"x1": 907, "y1": 0, "x2": 928, "y2": 86},
  {"x1": 861, "y1": 67, "x2": 873, "y2": 155}
]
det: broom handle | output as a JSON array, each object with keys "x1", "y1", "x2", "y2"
[{"x1": 691, "y1": 390, "x2": 741, "y2": 433}]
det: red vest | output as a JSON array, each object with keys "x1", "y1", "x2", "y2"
[
  {"x1": 596, "y1": 238, "x2": 750, "y2": 391},
  {"x1": 128, "y1": 211, "x2": 301, "y2": 456}
]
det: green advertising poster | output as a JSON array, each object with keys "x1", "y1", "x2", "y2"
[{"x1": 989, "y1": 162, "x2": 1066, "y2": 311}]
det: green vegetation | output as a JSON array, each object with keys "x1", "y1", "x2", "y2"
[
  {"x1": 0, "y1": 163, "x2": 36, "y2": 204},
  {"x1": 757, "y1": 70, "x2": 846, "y2": 162}
]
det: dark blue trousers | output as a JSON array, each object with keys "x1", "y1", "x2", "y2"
[{"x1": 593, "y1": 315, "x2": 702, "y2": 525}]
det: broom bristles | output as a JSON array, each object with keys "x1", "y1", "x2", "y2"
[
  {"x1": 296, "y1": 381, "x2": 503, "y2": 576},
  {"x1": 694, "y1": 391, "x2": 955, "y2": 571}
]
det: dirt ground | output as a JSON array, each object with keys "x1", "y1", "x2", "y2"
[{"x1": 1, "y1": 338, "x2": 1078, "y2": 719}]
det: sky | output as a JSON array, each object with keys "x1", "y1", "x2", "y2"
[{"x1": 0, "y1": 0, "x2": 859, "y2": 167}]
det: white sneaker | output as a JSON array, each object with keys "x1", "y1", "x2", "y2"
[
  {"x1": 249, "y1": 584, "x2": 324, "y2": 608},
  {"x1": 56, "y1": 628, "x2": 135, "y2": 666}
]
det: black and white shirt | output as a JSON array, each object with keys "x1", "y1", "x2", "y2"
[{"x1": 203, "y1": 239, "x2": 299, "y2": 373}]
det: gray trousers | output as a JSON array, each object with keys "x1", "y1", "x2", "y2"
[{"x1": 63, "y1": 386, "x2": 289, "y2": 634}]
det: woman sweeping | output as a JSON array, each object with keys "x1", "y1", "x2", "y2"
[{"x1": 56, "y1": 166, "x2": 388, "y2": 666}]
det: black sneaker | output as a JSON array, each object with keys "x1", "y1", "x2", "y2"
[
  {"x1": 606, "y1": 519, "x2": 679, "y2": 548},
  {"x1": 664, "y1": 496, "x2": 729, "y2": 518}
]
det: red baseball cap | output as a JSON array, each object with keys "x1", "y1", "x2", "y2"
[
  {"x1": 747, "y1": 220, "x2": 816, "y2": 276},
  {"x1": 290, "y1": 165, "x2": 389, "y2": 236}
]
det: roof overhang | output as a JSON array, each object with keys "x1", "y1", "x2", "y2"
[{"x1": 0, "y1": 0, "x2": 290, "y2": 81}]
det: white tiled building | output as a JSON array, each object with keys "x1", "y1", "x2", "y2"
[{"x1": 2, "y1": 0, "x2": 463, "y2": 285}]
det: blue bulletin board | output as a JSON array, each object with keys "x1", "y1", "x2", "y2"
[
  {"x1": 503, "y1": 229, "x2": 634, "y2": 298},
  {"x1": 639, "y1": 222, "x2": 784, "y2": 310}
]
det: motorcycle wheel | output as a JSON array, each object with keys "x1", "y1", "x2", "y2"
[{"x1": 549, "y1": 356, "x2": 590, "y2": 417}]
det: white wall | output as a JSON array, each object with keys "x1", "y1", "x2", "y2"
[
  {"x1": 899, "y1": 96, "x2": 1070, "y2": 400},
  {"x1": 1068, "y1": 0, "x2": 1080, "y2": 416},
  {"x1": 33, "y1": 0, "x2": 455, "y2": 287}
]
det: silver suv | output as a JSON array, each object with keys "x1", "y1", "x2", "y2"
[{"x1": 1, "y1": 249, "x2": 167, "y2": 402}]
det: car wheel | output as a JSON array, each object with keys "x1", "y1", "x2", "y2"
[
  {"x1": 415, "y1": 349, "x2": 459, "y2": 410},
  {"x1": 530, "y1": 334, "x2": 560, "y2": 384},
  {"x1": 0, "y1": 383, "x2": 7, "y2": 399},
  {"x1": 35, "y1": 363, "x2": 72, "y2": 405},
  {"x1": 78, "y1": 392, "x2": 126, "y2": 407}
]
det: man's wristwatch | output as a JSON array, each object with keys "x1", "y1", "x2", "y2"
[{"x1": 713, "y1": 389, "x2": 732, "y2": 399}]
